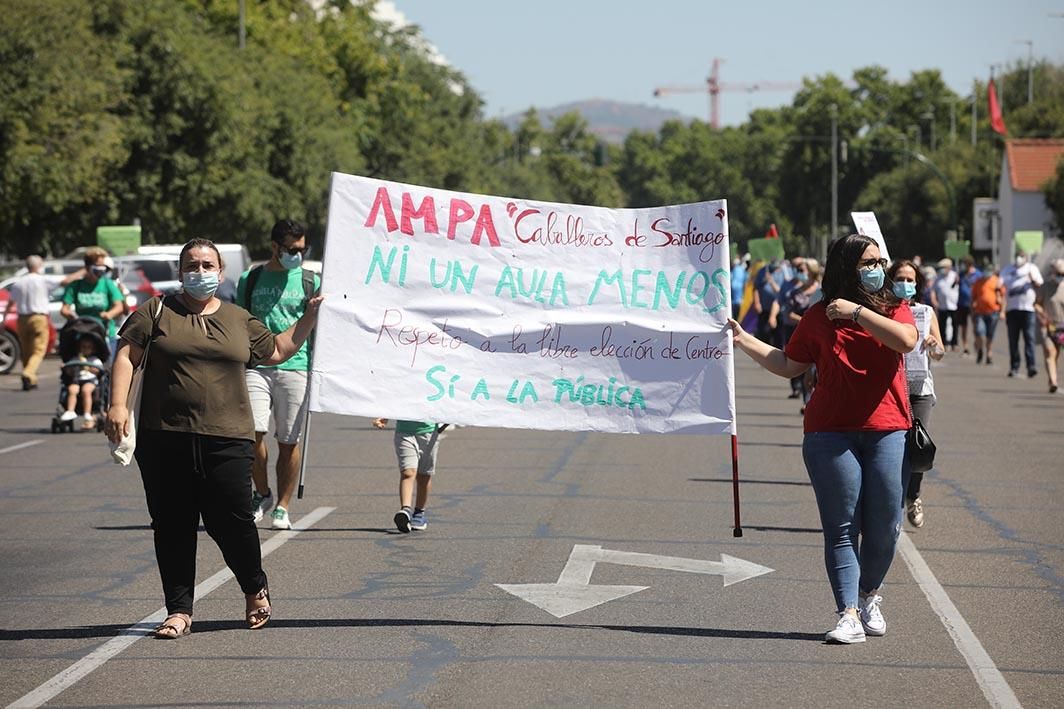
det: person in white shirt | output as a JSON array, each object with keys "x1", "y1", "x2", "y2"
[
  {"x1": 888, "y1": 259, "x2": 946, "y2": 528},
  {"x1": 932, "y1": 258, "x2": 960, "y2": 353},
  {"x1": 1000, "y1": 250, "x2": 1044, "y2": 378},
  {"x1": 4, "y1": 255, "x2": 51, "y2": 390}
]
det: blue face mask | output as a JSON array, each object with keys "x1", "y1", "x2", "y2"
[
  {"x1": 279, "y1": 251, "x2": 302, "y2": 270},
  {"x1": 893, "y1": 281, "x2": 917, "y2": 300},
  {"x1": 182, "y1": 271, "x2": 220, "y2": 301},
  {"x1": 860, "y1": 266, "x2": 885, "y2": 291},
  {"x1": 796, "y1": 271, "x2": 809, "y2": 284}
]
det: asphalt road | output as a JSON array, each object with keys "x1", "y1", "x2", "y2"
[{"x1": 0, "y1": 337, "x2": 1061, "y2": 708}]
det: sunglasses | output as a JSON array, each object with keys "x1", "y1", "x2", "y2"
[
  {"x1": 858, "y1": 258, "x2": 888, "y2": 271},
  {"x1": 280, "y1": 245, "x2": 308, "y2": 256}
]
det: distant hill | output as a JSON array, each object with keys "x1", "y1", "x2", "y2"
[{"x1": 500, "y1": 99, "x2": 689, "y2": 144}]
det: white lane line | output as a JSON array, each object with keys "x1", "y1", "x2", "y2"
[
  {"x1": 897, "y1": 532, "x2": 1022, "y2": 709},
  {"x1": 7, "y1": 506, "x2": 336, "y2": 709},
  {"x1": 0, "y1": 440, "x2": 43, "y2": 456}
]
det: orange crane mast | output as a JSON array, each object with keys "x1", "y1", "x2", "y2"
[{"x1": 654, "y1": 58, "x2": 801, "y2": 129}]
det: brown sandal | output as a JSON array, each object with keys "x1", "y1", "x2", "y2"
[
  {"x1": 153, "y1": 612, "x2": 191, "y2": 639},
  {"x1": 245, "y1": 583, "x2": 271, "y2": 630}
]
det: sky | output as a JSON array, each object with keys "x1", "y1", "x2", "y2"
[{"x1": 377, "y1": 0, "x2": 1064, "y2": 126}]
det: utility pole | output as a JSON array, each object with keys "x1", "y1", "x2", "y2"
[
  {"x1": 1014, "y1": 39, "x2": 1033, "y2": 103},
  {"x1": 971, "y1": 81, "x2": 977, "y2": 147},
  {"x1": 830, "y1": 103, "x2": 838, "y2": 262},
  {"x1": 239, "y1": 0, "x2": 246, "y2": 49}
]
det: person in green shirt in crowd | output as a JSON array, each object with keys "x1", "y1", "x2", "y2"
[
  {"x1": 237, "y1": 219, "x2": 321, "y2": 531},
  {"x1": 61, "y1": 246, "x2": 126, "y2": 358},
  {"x1": 372, "y1": 418, "x2": 447, "y2": 532}
]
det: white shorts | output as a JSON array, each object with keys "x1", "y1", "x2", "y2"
[
  {"x1": 394, "y1": 431, "x2": 439, "y2": 476},
  {"x1": 246, "y1": 368, "x2": 308, "y2": 444}
]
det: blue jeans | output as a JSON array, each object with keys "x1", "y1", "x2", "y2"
[
  {"x1": 973, "y1": 313, "x2": 998, "y2": 342},
  {"x1": 802, "y1": 430, "x2": 906, "y2": 612},
  {"x1": 1006, "y1": 310, "x2": 1037, "y2": 374}
]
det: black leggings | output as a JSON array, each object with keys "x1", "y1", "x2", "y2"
[
  {"x1": 906, "y1": 394, "x2": 935, "y2": 500},
  {"x1": 134, "y1": 429, "x2": 266, "y2": 616}
]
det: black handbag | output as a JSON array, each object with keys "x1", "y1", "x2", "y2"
[
  {"x1": 906, "y1": 417, "x2": 936, "y2": 472},
  {"x1": 902, "y1": 359, "x2": 936, "y2": 473}
]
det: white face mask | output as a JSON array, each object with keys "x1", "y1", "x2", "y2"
[{"x1": 1015, "y1": 255, "x2": 1027, "y2": 267}]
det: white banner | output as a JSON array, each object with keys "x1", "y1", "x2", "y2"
[
  {"x1": 850, "y1": 211, "x2": 891, "y2": 262},
  {"x1": 309, "y1": 173, "x2": 735, "y2": 435}
]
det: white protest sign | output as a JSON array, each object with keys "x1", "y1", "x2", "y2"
[
  {"x1": 850, "y1": 211, "x2": 891, "y2": 262},
  {"x1": 309, "y1": 173, "x2": 735, "y2": 435}
]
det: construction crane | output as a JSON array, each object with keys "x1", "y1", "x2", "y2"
[{"x1": 654, "y1": 58, "x2": 801, "y2": 129}]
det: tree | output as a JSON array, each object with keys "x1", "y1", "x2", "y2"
[
  {"x1": 1045, "y1": 158, "x2": 1064, "y2": 237},
  {"x1": 0, "y1": 0, "x2": 127, "y2": 256}
]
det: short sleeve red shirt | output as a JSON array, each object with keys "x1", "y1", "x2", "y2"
[{"x1": 784, "y1": 301, "x2": 914, "y2": 433}]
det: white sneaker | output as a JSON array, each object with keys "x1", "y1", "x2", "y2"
[
  {"x1": 60, "y1": 411, "x2": 77, "y2": 422},
  {"x1": 859, "y1": 594, "x2": 886, "y2": 636},
  {"x1": 271, "y1": 506, "x2": 292, "y2": 530},
  {"x1": 826, "y1": 613, "x2": 866, "y2": 644}
]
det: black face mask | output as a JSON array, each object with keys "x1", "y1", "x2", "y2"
[{"x1": 90, "y1": 266, "x2": 108, "y2": 278}]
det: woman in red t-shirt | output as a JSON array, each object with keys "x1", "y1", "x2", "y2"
[{"x1": 729, "y1": 234, "x2": 918, "y2": 644}]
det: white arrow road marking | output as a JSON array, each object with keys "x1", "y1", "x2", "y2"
[{"x1": 496, "y1": 544, "x2": 774, "y2": 618}]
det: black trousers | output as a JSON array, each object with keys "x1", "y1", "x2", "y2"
[{"x1": 135, "y1": 429, "x2": 266, "y2": 616}]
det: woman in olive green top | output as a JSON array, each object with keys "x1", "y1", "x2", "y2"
[{"x1": 105, "y1": 239, "x2": 322, "y2": 639}]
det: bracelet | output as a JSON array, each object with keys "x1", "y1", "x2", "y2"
[{"x1": 852, "y1": 305, "x2": 863, "y2": 323}]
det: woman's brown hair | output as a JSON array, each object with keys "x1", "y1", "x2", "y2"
[{"x1": 821, "y1": 234, "x2": 902, "y2": 315}]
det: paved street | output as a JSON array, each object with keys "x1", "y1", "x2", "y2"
[{"x1": 1, "y1": 338, "x2": 1062, "y2": 708}]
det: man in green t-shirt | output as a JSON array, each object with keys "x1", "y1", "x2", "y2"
[
  {"x1": 238, "y1": 219, "x2": 321, "y2": 531},
  {"x1": 61, "y1": 246, "x2": 125, "y2": 353}
]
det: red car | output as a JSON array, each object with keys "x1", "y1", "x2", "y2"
[{"x1": 0, "y1": 288, "x2": 59, "y2": 376}]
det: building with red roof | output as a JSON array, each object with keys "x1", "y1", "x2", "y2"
[{"x1": 994, "y1": 139, "x2": 1064, "y2": 266}]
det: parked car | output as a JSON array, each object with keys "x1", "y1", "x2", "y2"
[
  {"x1": 114, "y1": 265, "x2": 163, "y2": 310},
  {"x1": 0, "y1": 287, "x2": 58, "y2": 375},
  {"x1": 112, "y1": 254, "x2": 182, "y2": 296},
  {"x1": 136, "y1": 243, "x2": 251, "y2": 279}
]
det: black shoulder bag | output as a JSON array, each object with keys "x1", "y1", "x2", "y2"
[{"x1": 902, "y1": 357, "x2": 936, "y2": 473}]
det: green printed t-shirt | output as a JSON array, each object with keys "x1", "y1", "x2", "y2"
[
  {"x1": 396, "y1": 420, "x2": 436, "y2": 434},
  {"x1": 237, "y1": 266, "x2": 320, "y2": 371},
  {"x1": 62, "y1": 277, "x2": 124, "y2": 338}
]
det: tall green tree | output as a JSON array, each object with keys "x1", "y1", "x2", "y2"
[{"x1": 0, "y1": 0, "x2": 127, "y2": 256}]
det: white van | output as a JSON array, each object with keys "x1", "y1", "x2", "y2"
[{"x1": 137, "y1": 243, "x2": 252, "y2": 278}]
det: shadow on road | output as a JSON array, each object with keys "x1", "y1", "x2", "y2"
[
  {"x1": 689, "y1": 477, "x2": 809, "y2": 487},
  {"x1": 0, "y1": 618, "x2": 823, "y2": 642},
  {"x1": 744, "y1": 525, "x2": 822, "y2": 534}
]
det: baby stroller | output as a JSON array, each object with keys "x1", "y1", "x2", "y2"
[{"x1": 50, "y1": 317, "x2": 111, "y2": 434}]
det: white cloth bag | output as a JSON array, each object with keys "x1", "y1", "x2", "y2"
[{"x1": 110, "y1": 299, "x2": 163, "y2": 466}]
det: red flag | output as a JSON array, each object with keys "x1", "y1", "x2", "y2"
[
  {"x1": 765, "y1": 223, "x2": 779, "y2": 239},
  {"x1": 988, "y1": 77, "x2": 1007, "y2": 136}
]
